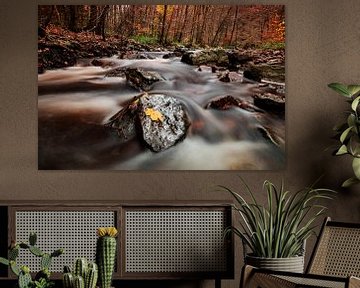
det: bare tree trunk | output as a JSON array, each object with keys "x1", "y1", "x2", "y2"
[
  {"x1": 85, "y1": 5, "x2": 98, "y2": 31},
  {"x1": 159, "y1": 5, "x2": 168, "y2": 44},
  {"x1": 229, "y1": 6, "x2": 239, "y2": 46},
  {"x1": 177, "y1": 5, "x2": 189, "y2": 43},
  {"x1": 95, "y1": 5, "x2": 109, "y2": 40},
  {"x1": 211, "y1": 6, "x2": 232, "y2": 46}
]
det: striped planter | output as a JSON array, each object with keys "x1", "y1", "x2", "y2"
[{"x1": 245, "y1": 254, "x2": 305, "y2": 273}]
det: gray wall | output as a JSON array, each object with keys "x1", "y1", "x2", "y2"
[{"x1": 1, "y1": 1, "x2": 360, "y2": 287}]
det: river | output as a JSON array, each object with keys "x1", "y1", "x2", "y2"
[{"x1": 38, "y1": 53, "x2": 285, "y2": 170}]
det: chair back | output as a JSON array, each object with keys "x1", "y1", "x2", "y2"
[{"x1": 307, "y1": 217, "x2": 360, "y2": 277}]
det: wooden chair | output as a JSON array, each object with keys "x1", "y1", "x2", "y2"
[{"x1": 241, "y1": 217, "x2": 360, "y2": 288}]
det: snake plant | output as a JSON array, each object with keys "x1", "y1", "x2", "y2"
[{"x1": 221, "y1": 178, "x2": 335, "y2": 258}]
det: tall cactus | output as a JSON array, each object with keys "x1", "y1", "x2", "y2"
[{"x1": 96, "y1": 227, "x2": 118, "y2": 288}]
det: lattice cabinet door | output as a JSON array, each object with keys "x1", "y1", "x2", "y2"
[
  {"x1": 10, "y1": 207, "x2": 118, "y2": 276},
  {"x1": 122, "y1": 206, "x2": 233, "y2": 279}
]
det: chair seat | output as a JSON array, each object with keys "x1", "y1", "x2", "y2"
[
  {"x1": 243, "y1": 265, "x2": 360, "y2": 288},
  {"x1": 277, "y1": 274, "x2": 346, "y2": 288}
]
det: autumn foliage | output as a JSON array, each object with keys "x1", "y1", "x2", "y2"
[{"x1": 39, "y1": 5, "x2": 285, "y2": 48}]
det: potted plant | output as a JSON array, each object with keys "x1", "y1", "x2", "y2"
[
  {"x1": 0, "y1": 232, "x2": 64, "y2": 288},
  {"x1": 221, "y1": 178, "x2": 334, "y2": 273},
  {"x1": 328, "y1": 83, "x2": 360, "y2": 187}
]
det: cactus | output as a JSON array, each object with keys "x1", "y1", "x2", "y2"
[
  {"x1": 29, "y1": 245, "x2": 44, "y2": 257},
  {"x1": 18, "y1": 266, "x2": 32, "y2": 288},
  {"x1": 85, "y1": 263, "x2": 98, "y2": 288},
  {"x1": 0, "y1": 232, "x2": 64, "y2": 288},
  {"x1": 10, "y1": 260, "x2": 21, "y2": 276},
  {"x1": 29, "y1": 232, "x2": 37, "y2": 246},
  {"x1": 9, "y1": 246, "x2": 19, "y2": 260},
  {"x1": 41, "y1": 253, "x2": 52, "y2": 270},
  {"x1": 74, "y1": 275, "x2": 85, "y2": 288},
  {"x1": 63, "y1": 272, "x2": 74, "y2": 288},
  {"x1": 96, "y1": 227, "x2": 118, "y2": 288},
  {"x1": 63, "y1": 259, "x2": 98, "y2": 288},
  {"x1": 74, "y1": 258, "x2": 88, "y2": 279}
]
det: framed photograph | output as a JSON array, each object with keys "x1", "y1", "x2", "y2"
[{"x1": 38, "y1": 5, "x2": 285, "y2": 170}]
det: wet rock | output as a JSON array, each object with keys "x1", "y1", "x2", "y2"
[
  {"x1": 105, "y1": 93, "x2": 190, "y2": 152},
  {"x1": 163, "y1": 52, "x2": 177, "y2": 59},
  {"x1": 254, "y1": 64, "x2": 285, "y2": 82},
  {"x1": 138, "y1": 94, "x2": 189, "y2": 152},
  {"x1": 227, "y1": 50, "x2": 253, "y2": 71},
  {"x1": 181, "y1": 48, "x2": 229, "y2": 67},
  {"x1": 243, "y1": 66, "x2": 262, "y2": 82},
  {"x1": 104, "y1": 103, "x2": 138, "y2": 141},
  {"x1": 253, "y1": 92, "x2": 285, "y2": 116},
  {"x1": 136, "y1": 53, "x2": 155, "y2": 60},
  {"x1": 91, "y1": 58, "x2": 116, "y2": 68},
  {"x1": 105, "y1": 67, "x2": 125, "y2": 77},
  {"x1": 217, "y1": 70, "x2": 242, "y2": 82},
  {"x1": 205, "y1": 95, "x2": 260, "y2": 112},
  {"x1": 218, "y1": 70, "x2": 230, "y2": 82},
  {"x1": 124, "y1": 68, "x2": 163, "y2": 91}
]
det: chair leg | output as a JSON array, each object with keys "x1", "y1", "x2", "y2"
[
  {"x1": 240, "y1": 265, "x2": 255, "y2": 288},
  {"x1": 240, "y1": 265, "x2": 296, "y2": 288}
]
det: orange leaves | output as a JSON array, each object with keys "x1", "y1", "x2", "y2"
[
  {"x1": 145, "y1": 108, "x2": 164, "y2": 122},
  {"x1": 263, "y1": 13, "x2": 285, "y2": 43}
]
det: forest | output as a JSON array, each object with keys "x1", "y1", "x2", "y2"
[
  {"x1": 38, "y1": 5, "x2": 286, "y2": 170},
  {"x1": 38, "y1": 5, "x2": 284, "y2": 47}
]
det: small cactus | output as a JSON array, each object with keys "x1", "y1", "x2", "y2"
[
  {"x1": 63, "y1": 259, "x2": 98, "y2": 288},
  {"x1": 96, "y1": 227, "x2": 118, "y2": 288},
  {"x1": 74, "y1": 275, "x2": 85, "y2": 288},
  {"x1": 85, "y1": 263, "x2": 98, "y2": 288},
  {"x1": 74, "y1": 258, "x2": 88, "y2": 279},
  {"x1": 18, "y1": 268, "x2": 32, "y2": 288},
  {"x1": 63, "y1": 272, "x2": 74, "y2": 288}
]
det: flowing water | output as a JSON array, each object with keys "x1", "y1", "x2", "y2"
[{"x1": 38, "y1": 53, "x2": 285, "y2": 170}]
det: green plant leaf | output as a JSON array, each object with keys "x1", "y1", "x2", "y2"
[
  {"x1": 352, "y1": 157, "x2": 360, "y2": 179},
  {"x1": 336, "y1": 145, "x2": 348, "y2": 155},
  {"x1": 342, "y1": 177, "x2": 360, "y2": 187},
  {"x1": 328, "y1": 83, "x2": 351, "y2": 97},
  {"x1": 0, "y1": 257, "x2": 9, "y2": 266},
  {"x1": 347, "y1": 114, "x2": 356, "y2": 127},
  {"x1": 351, "y1": 96, "x2": 360, "y2": 111},
  {"x1": 340, "y1": 126, "x2": 353, "y2": 143},
  {"x1": 347, "y1": 85, "x2": 360, "y2": 97}
]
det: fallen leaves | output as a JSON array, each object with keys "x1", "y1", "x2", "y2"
[{"x1": 145, "y1": 108, "x2": 164, "y2": 122}]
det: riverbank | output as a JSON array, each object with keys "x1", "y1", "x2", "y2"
[{"x1": 38, "y1": 27, "x2": 285, "y2": 83}]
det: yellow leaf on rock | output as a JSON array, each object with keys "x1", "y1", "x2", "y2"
[{"x1": 145, "y1": 108, "x2": 164, "y2": 122}]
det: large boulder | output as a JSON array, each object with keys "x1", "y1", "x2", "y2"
[
  {"x1": 124, "y1": 68, "x2": 163, "y2": 91},
  {"x1": 181, "y1": 48, "x2": 229, "y2": 67},
  {"x1": 105, "y1": 93, "x2": 190, "y2": 152}
]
